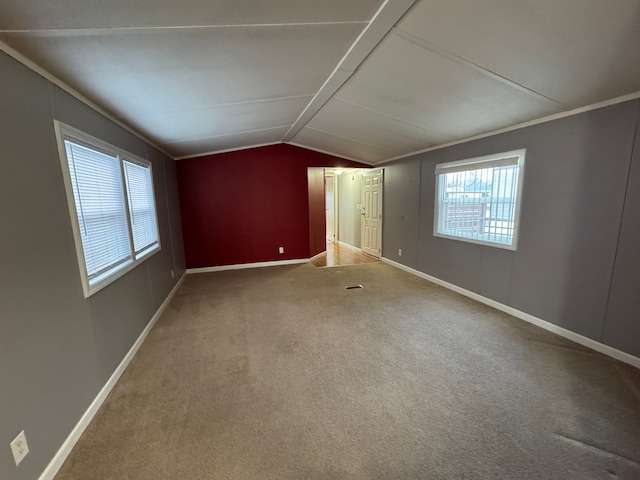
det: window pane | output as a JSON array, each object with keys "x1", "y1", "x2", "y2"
[
  {"x1": 435, "y1": 151, "x2": 524, "y2": 249},
  {"x1": 64, "y1": 141, "x2": 131, "y2": 280},
  {"x1": 123, "y1": 160, "x2": 159, "y2": 257}
]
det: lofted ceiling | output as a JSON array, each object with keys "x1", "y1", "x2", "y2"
[{"x1": 1, "y1": 0, "x2": 639, "y2": 164}]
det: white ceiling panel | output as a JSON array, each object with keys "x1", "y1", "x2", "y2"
[
  {"x1": 166, "y1": 127, "x2": 290, "y2": 159},
  {"x1": 121, "y1": 96, "x2": 311, "y2": 145},
  {"x1": 293, "y1": 127, "x2": 395, "y2": 164},
  {"x1": 3, "y1": 0, "x2": 640, "y2": 162},
  {"x1": 306, "y1": 98, "x2": 450, "y2": 155},
  {"x1": 0, "y1": 0, "x2": 381, "y2": 30},
  {"x1": 397, "y1": 0, "x2": 640, "y2": 108},
  {"x1": 2, "y1": 24, "x2": 363, "y2": 113},
  {"x1": 335, "y1": 32, "x2": 564, "y2": 139}
]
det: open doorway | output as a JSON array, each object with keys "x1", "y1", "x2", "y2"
[{"x1": 310, "y1": 168, "x2": 380, "y2": 268}]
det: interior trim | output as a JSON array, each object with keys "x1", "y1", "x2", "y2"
[
  {"x1": 336, "y1": 240, "x2": 361, "y2": 252},
  {"x1": 381, "y1": 257, "x2": 640, "y2": 370},
  {"x1": 309, "y1": 251, "x2": 326, "y2": 262},
  {"x1": 162, "y1": 125, "x2": 292, "y2": 146},
  {"x1": 38, "y1": 273, "x2": 186, "y2": 480},
  {"x1": 175, "y1": 141, "x2": 282, "y2": 160},
  {"x1": 0, "y1": 39, "x2": 176, "y2": 161},
  {"x1": 282, "y1": 0, "x2": 417, "y2": 142},
  {"x1": 380, "y1": 91, "x2": 640, "y2": 165},
  {"x1": 286, "y1": 142, "x2": 368, "y2": 164},
  {"x1": 187, "y1": 258, "x2": 310, "y2": 274}
]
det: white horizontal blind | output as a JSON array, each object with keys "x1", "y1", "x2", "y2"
[
  {"x1": 435, "y1": 151, "x2": 524, "y2": 248},
  {"x1": 64, "y1": 141, "x2": 132, "y2": 281},
  {"x1": 123, "y1": 160, "x2": 159, "y2": 257}
]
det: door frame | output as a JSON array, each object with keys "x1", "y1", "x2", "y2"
[
  {"x1": 361, "y1": 168, "x2": 383, "y2": 258},
  {"x1": 325, "y1": 172, "x2": 337, "y2": 243}
]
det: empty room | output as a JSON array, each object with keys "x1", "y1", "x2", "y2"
[{"x1": 2, "y1": 1, "x2": 640, "y2": 479}]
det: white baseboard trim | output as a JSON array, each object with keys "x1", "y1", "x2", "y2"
[
  {"x1": 39, "y1": 273, "x2": 186, "y2": 480},
  {"x1": 187, "y1": 258, "x2": 310, "y2": 274},
  {"x1": 381, "y1": 257, "x2": 640, "y2": 370},
  {"x1": 309, "y1": 251, "x2": 326, "y2": 262},
  {"x1": 336, "y1": 240, "x2": 361, "y2": 253}
]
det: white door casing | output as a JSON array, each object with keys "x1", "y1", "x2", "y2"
[
  {"x1": 325, "y1": 175, "x2": 336, "y2": 242},
  {"x1": 361, "y1": 169, "x2": 383, "y2": 258}
]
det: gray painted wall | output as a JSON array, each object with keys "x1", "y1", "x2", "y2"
[
  {"x1": 603, "y1": 113, "x2": 640, "y2": 356},
  {"x1": 383, "y1": 100, "x2": 640, "y2": 358},
  {"x1": 337, "y1": 170, "x2": 363, "y2": 248},
  {"x1": 0, "y1": 52, "x2": 186, "y2": 480}
]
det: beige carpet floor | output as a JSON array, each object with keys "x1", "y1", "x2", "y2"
[{"x1": 55, "y1": 262, "x2": 640, "y2": 480}]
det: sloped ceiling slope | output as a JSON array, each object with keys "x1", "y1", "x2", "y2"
[{"x1": 1, "y1": 0, "x2": 640, "y2": 163}]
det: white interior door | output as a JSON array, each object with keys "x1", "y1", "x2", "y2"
[{"x1": 361, "y1": 169, "x2": 383, "y2": 258}]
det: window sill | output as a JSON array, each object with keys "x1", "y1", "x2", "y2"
[
  {"x1": 83, "y1": 243, "x2": 160, "y2": 298},
  {"x1": 433, "y1": 232, "x2": 518, "y2": 251}
]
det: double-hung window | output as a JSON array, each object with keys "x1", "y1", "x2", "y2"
[
  {"x1": 434, "y1": 149, "x2": 525, "y2": 250},
  {"x1": 55, "y1": 122, "x2": 160, "y2": 297}
]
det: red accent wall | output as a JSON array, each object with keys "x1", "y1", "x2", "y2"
[{"x1": 176, "y1": 144, "x2": 367, "y2": 268}]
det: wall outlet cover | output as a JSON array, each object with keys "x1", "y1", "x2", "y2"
[
  {"x1": 278, "y1": 246, "x2": 284, "y2": 254},
  {"x1": 10, "y1": 430, "x2": 29, "y2": 466}
]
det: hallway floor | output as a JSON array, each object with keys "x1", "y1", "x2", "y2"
[{"x1": 311, "y1": 241, "x2": 379, "y2": 267}]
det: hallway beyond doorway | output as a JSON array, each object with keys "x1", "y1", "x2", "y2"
[{"x1": 311, "y1": 241, "x2": 379, "y2": 268}]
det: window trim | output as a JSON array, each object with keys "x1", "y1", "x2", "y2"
[
  {"x1": 54, "y1": 121, "x2": 161, "y2": 297},
  {"x1": 433, "y1": 149, "x2": 526, "y2": 251}
]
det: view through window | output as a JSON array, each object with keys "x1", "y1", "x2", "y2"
[{"x1": 434, "y1": 150, "x2": 525, "y2": 249}]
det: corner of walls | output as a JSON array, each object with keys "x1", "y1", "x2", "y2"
[
  {"x1": 381, "y1": 158, "x2": 422, "y2": 268},
  {"x1": 601, "y1": 100, "x2": 640, "y2": 358},
  {"x1": 175, "y1": 144, "x2": 367, "y2": 269},
  {"x1": 38, "y1": 274, "x2": 186, "y2": 480},
  {"x1": 381, "y1": 98, "x2": 640, "y2": 362},
  {"x1": 381, "y1": 257, "x2": 640, "y2": 370},
  {"x1": 0, "y1": 51, "x2": 185, "y2": 480}
]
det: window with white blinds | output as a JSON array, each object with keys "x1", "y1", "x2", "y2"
[
  {"x1": 434, "y1": 149, "x2": 525, "y2": 250},
  {"x1": 123, "y1": 159, "x2": 159, "y2": 257},
  {"x1": 55, "y1": 122, "x2": 160, "y2": 297}
]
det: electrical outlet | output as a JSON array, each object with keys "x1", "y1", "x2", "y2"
[
  {"x1": 170, "y1": 269, "x2": 174, "y2": 279},
  {"x1": 398, "y1": 249, "x2": 402, "y2": 256},
  {"x1": 278, "y1": 246, "x2": 284, "y2": 254},
  {"x1": 10, "y1": 430, "x2": 29, "y2": 466}
]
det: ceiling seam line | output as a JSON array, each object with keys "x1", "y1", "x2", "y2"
[
  {"x1": 304, "y1": 126, "x2": 399, "y2": 153},
  {"x1": 286, "y1": 141, "x2": 372, "y2": 165},
  {"x1": 377, "y1": 90, "x2": 640, "y2": 165},
  {"x1": 332, "y1": 97, "x2": 451, "y2": 137},
  {"x1": 160, "y1": 126, "x2": 292, "y2": 145},
  {"x1": 0, "y1": 21, "x2": 369, "y2": 35},
  {"x1": 0, "y1": 39, "x2": 176, "y2": 160},
  {"x1": 144, "y1": 95, "x2": 315, "y2": 115},
  {"x1": 391, "y1": 28, "x2": 570, "y2": 109},
  {"x1": 281, "y1": 0, "x2": 418, "y2": 143},
  {"x1": 175, "y1": 141, "x2": 282, "y2": 160}
]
